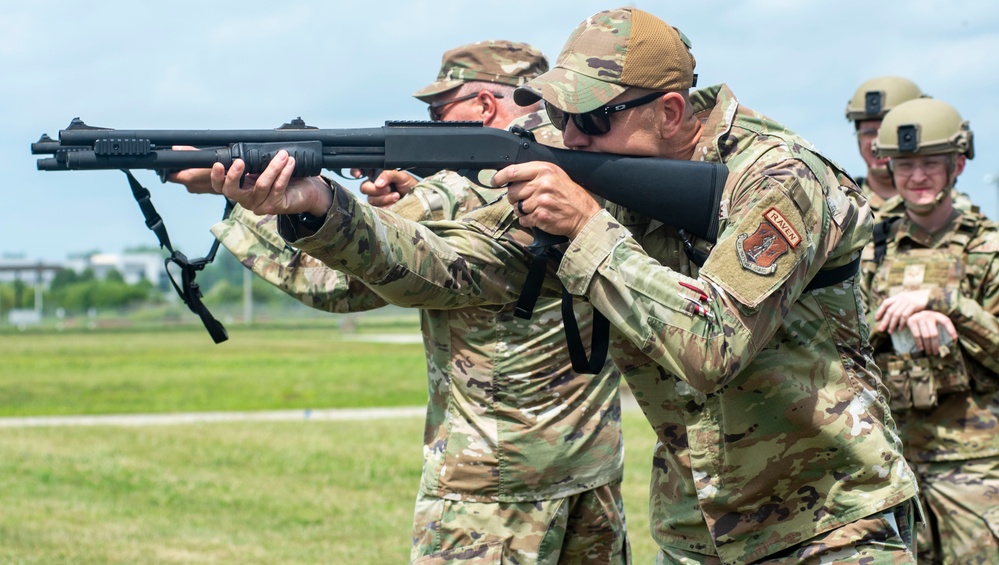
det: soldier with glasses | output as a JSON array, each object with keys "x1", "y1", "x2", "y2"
[{"x1": 863, "y1": 98, "x2": 999, "y2": 564}]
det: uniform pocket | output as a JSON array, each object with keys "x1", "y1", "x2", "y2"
[
  {"x1": 412, "y1": 541, "x2": 503, "y2": 564},
  {"x1": 908, "y1": 363, "x2": 938, "y2": 410},
  {"x1": 881, "y1": 357, "x2": 940, "y2": 410},
  {"x1": 883, "y1": 358, "x2": 914, "y2": 411}
]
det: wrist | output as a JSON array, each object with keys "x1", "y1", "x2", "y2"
[
  {"x1": 307, "y1": 176, "x2": 335, "y2": 217},
  {"x1": 569, "y1": 204, "x2": 605, "y2": 240}
]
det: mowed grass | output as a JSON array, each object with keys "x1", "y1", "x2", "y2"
[
  {"x1": 0, "y1": 323, "x2": 661, "y2": 563},
  {"x1": 0, "y1": 323, "x2": 428, "y2": 416},
  {"x1": 0, "y1": 418, "x2": 426, "y2": 564}
]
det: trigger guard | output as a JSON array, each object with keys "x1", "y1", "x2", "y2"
[{"x1": 459, "y1": 168, "x2": 501, "y2": 189}]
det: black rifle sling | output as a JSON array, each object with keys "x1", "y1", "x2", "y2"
[
  {"x1": 873, "y1": 216, "x2": 902, "y2": 266},
  {"x1": 122, "y1": 170, "x2": 231, "y2": 344},
  {"x1": 514, "y1": 244, "x2": 609, "y2": 375},
  {"x1": 803, "y1": 257, "x2": 862, "y2": 291},
  {"x1": 513, "y1": 251, "x2": 551, "y2": 320},
  {"x1": 561, "y1": 285, "x2": 611, "y2": 374},
  {"x1": 681, "y1": 231, "x2": 710, "y2": 267}
]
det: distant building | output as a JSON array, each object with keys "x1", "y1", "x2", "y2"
[
  {"x1": 1, "y1": 252, "x2": 172, "y2": 324},
  {"x1": 65, "y1": 251, "x2": 168, "y2": 287},
  {"x1": 0, "y1": 258, "x2": 62, "y2": 285},
  {"x1": 0, "y1": 251, "x2": 168, "y2": 289}
]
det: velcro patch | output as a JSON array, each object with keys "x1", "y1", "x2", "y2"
[
  {"x1": 700, "y1": 183, "x2": 812, "y2": 308},
  {"x1": 736, "y1": 222, "x2": 789, "y2": 275}
]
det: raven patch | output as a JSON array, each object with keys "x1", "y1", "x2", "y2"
[{"x1": 763, "y1": 207, "x2": 801, "y2": 248}]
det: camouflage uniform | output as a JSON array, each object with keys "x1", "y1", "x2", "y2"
[
  {"x1": 861, "y1": 179, "x2": 906, "y2": 221},
  {"x1": 275, "y1": 79, "x2": 920, "y2": 564},
  {"x1": 862, "y1": 211, "x2": 999, "y2": 563},
  {"x1": 213, "y1": 110, "x2": 630, "y2": 565},
  {"x1": 859, "y1": 189, "x2": 973, "y2": 265},
  {"x1": 258, "y1": 10, "x2": 920, "y2": 563},
  {"x1": 876, "y1": 192, "x2": 980, "y2": 223}
]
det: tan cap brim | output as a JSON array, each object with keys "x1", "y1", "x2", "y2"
[{"x1": 513, "y1": 67, "x2": 627, "y2": 114}]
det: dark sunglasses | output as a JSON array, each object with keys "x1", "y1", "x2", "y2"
[
  {"x1": 427, "y1": 91, "x2": 505, "y2": 121},
  {"x1": 546, "y1": 91, "x2": 667, "y2": 136}
]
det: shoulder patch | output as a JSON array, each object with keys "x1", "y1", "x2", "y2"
[
  {"x1": 701, "y1": 182, "x2": 813, "y2": 308},
  {"x1": 737, "y1": 221, "x2": 790, "y2": 274}
]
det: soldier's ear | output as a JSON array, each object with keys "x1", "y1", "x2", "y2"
[
  {"x1": 953, "y1": 154, "x2": 967, "y2": 177},
  {"x1": 658, "y1": 92, "x2": 686, "y2": 140},
  {"x1": 477, "y1": 91, "x2": 500, "y2": 127}
]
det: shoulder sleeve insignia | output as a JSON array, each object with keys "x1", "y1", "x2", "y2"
[
  {"x1": 735, "y1": 207, "x2": 802, "y2": 274},
  {"x1": 702, "y1": 186, "x2": 812, "y2": 308},
  {"x1": 735, "y1": 226, "x2": 782, "y2": 275}
]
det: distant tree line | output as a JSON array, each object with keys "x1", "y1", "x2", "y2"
[{"x1": 0, "y1": 249, "x2": 298, "y2": 317}]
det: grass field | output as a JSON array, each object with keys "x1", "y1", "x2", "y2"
[
  {"x1": 0, "y1": 323, "x2": 660, "y2": 563},
  {"x1": 0, "y1": 320, "x2": 428, "y2": 416}
]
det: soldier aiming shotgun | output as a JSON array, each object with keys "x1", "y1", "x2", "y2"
[{"x1": 32, "y1": 116, "x2": 727, "y2": 353}]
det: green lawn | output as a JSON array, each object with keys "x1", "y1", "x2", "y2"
[
  {"x1": 0, "y1": 323, "x2": 428, "y2": 416},
  {"x1": 0, "y1": 324, "x2": 661, "y2": 563}
]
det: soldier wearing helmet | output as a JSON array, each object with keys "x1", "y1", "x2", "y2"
[
  {"x1": 845, "y1": 76, "x2": 925, "y2": 217},
  {"x1": 862, "y1": 98, "x2": 999, "y2": 563}
]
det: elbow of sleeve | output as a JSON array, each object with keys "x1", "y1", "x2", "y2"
[{"x1": 645, "y1": 332, "x2": 741, "y2": 395}]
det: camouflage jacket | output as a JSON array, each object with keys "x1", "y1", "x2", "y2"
[
  {"x1": 859, "y1": 184, "x2": 977, "y2": 263},
  {"x1": 859, "y1": 178, "x2": 974, "y2": 221},
  {"x1": 877, "y1": 190, "x2": 978, "y2": 219},
  {"x1": 211, "y1": 113, "x2": 624, "y2": 503},
  {"x1": 281, "y1": 85, "x2": 918, "y2": 563},
  {"x1": 861, "y1": 210, "x2": 999, "y2": 462},
  {"x1": 860, "y1": 178, "x2": 905, "y2": 222}
]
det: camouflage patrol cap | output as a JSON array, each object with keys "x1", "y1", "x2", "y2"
[
  {"x1": 412, "y1": 40, "x2": 549, "y2": 103},
  {"x1": 513, "y1": 7, "x2": 697, "y2": 113},
  {"x1": 845, "y1": 76, "x2": 925, "y2": 122}
]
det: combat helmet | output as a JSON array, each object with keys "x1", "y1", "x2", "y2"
[
  {"x1": 845, "y1": 76, "x2": 924, "y2": 122},
  {"x1": 873, "y1": 98, "x2": 973, "y2": 214},
  {"x1": 872, "y1": 98, "x2": 974, "y2": 159}
]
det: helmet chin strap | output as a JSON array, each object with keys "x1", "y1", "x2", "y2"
[
  {"x1": 904, "y1": 179, "x2": 953, "y2": 216},
  {"x1": 902, "y1": 154, "x2": 957, "y2": 216}
]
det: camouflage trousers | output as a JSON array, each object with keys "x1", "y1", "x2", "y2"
[
  {"x1": 912, "y1": 456, "x2": 999, "y2": 564},
  {"x1": 410, "y1": 481, "x2": 630, "y2": 564},
  {"x1": 654, "y1": 500, "x2": 917, "y2": 564}
]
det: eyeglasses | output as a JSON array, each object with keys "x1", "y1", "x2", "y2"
[
  {"x1": 546, "y1": 91, "x2": 667, "y2": 136},
  {"x1": 855, "y1": 127, "x2": 879, "y2": 140},
  {"x1": 891, "y1": 155, "x2": 950, "y2": 178},
  {"x1": 427, "y1": 91, "x2": 505, "y2": 121}
]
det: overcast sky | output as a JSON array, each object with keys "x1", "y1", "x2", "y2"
[{"x1": 3, "y1": 0, "x2": 998, "y2": 261}]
